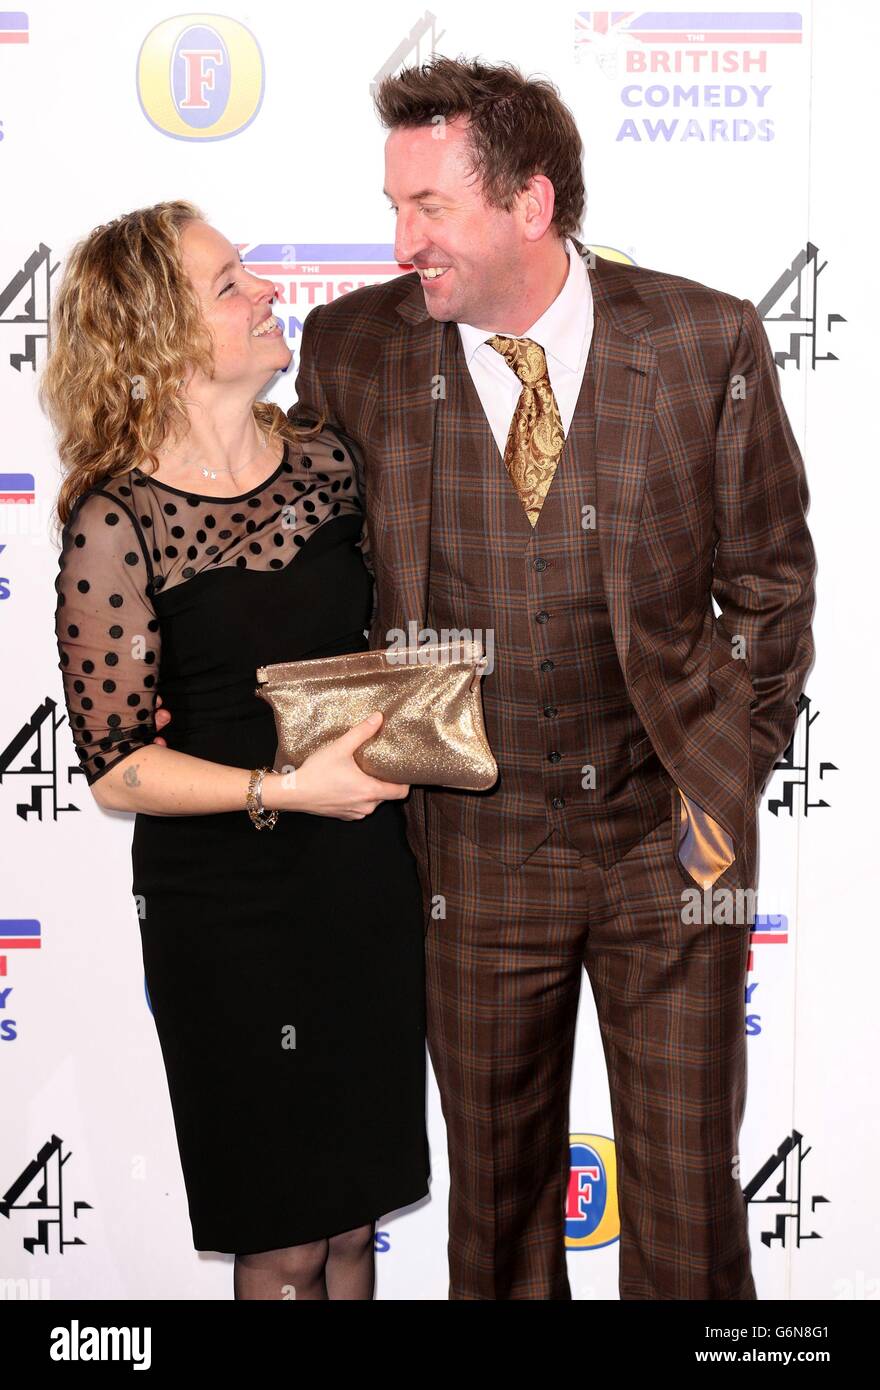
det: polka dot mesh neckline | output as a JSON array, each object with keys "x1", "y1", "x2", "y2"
[
  {"x1": 119, "y1": 435, "x2": 362, "y2": 596},
  {"x1": 54, "y1": 427, "x2": 367, "y2": 783}
]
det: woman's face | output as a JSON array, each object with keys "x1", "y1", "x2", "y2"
[{"x1": 179, "y1": 218, "x2": 291, "y2": 388}]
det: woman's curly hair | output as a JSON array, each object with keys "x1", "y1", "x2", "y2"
[{"x1": 41, "y1": 199, "x2": 323, "y2": 534}]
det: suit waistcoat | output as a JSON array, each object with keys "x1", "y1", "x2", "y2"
[{"x1": 425, "y1": 322, "x2": 671, "y2": 869}]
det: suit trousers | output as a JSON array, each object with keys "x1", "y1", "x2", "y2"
[{"x1": 423, "y1": 782, "x2": 757, "y2": 1301}]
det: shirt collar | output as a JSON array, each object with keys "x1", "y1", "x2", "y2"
[{"x1": 457, "y1": 236, "x2": 589, "y2": 372}]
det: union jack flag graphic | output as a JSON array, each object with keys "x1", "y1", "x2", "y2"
[{"x1": 575, "y1": 11, "x2": 803, "y2": 47}]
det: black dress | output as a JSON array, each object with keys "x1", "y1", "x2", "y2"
[{"x1": 54, "y1": 427, "x2": 430, "y2": 1255}]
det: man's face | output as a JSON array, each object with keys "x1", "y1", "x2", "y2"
[{"x1": 384, "y1": 117, "x2": 526, "y2": 329}]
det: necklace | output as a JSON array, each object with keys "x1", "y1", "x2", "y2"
[{"x1": 158, "y1": 423, "x2": 269, "y2": 482}]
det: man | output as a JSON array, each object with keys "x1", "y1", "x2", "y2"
[{"x1": 160, "y1": 57, "x2": 816, "y2": 1300}]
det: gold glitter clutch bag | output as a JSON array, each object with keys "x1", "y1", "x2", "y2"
[{"x1": 254, "y1": 641, "x2": 498, "y2": 790}]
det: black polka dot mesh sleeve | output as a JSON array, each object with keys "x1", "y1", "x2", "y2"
[{"x1": 54, "y1": 491, "x2": 160, "y2": 786}]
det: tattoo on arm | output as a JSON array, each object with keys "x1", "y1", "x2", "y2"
[{"x1": 123, "y1": 763, "x2": 141, "y2": 789}]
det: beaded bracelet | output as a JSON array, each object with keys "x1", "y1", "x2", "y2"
[{"x1": 246, "y1": 766, "x2": 279, "y2": 829}]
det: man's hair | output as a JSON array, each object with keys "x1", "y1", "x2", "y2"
[{"x1": 373, "y1": 55, "x2": 585, "y2": 241}]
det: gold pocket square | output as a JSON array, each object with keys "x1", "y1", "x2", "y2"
[{"x1": 676, "y1": 789, "x2": 736, "y2": 889}]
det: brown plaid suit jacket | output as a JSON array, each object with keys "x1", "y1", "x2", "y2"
[{"x1": 291, "y1": 242, "x2": 816, "y2": 907}]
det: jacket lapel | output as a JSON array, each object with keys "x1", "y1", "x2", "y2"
[
  {"x1": 375, "y1": 286, "x2": 443, "y2": 641},
  {"x1": 378, "y1": 242, "x2": 657, "y2": 673},
  {"x1": 579, "y1": 241, "x2": 657, "y2": 674}
]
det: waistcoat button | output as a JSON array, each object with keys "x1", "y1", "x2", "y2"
[
  {"x1": 533, "y1": 557, "x2": 548, "y2": 571},
  {"x1": 540, "y1": 659, "x2": 555, "y2": 672},
  {"x1": 551, "y1": 796, "x2": 566, "y2": 809},
  {"x1": 543, "y1": 706, "x2": 558, "y2": 718},
  {"x1": 548, "y1": 751, "x2": 562, "y2": 764},
  {"x1": 535, "y1": 610, "x2": 550, "y2": 623}
]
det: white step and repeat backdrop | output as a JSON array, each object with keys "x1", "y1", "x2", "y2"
[{"x1": 1, "y1": 1, "x2": 877, "y2": 1300}]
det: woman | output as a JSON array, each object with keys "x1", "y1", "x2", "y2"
[{"x1": 44, "y1": 201, "x2": 430, "y2": 1300}]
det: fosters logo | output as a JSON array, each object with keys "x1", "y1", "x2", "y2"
[
  {"x1": 137, "y1": 13, "x2": 264, "y2": 141},
  {"x1": 566, "y1": 1133, "x2": 619, "y2": 1249}
]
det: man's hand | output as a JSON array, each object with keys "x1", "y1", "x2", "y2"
[{"x1": 153, "y1": 693, "x2": 170, "y2": 747}]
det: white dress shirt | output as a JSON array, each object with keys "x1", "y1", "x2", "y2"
[{"x1": 455, "y1": 236, "x2": 594, "y2": 459}]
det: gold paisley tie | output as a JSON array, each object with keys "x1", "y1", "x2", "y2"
[{"x1": 488, "y1": 335, "x2": 565, "y2": 526}]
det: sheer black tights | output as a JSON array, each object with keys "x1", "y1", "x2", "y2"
[{"x1": 233, "y1": 1222, "x2": 376, "y2": 1300}]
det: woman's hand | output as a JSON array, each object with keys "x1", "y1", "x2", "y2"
[
  {"x1": 153, "y1": 693, "x2": 170, "y2": 747},
  {"x1": 262, "y1": 711, "x2": 410, "y2": 820}
]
